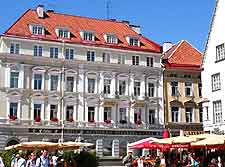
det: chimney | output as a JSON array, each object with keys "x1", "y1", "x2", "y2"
[
  {"x1": 122, "y1": 20, "x2": 130, "y2": 25},
  {"x1": 36, "y1": 5, "x2": 44, "y2": 18},
  {"x1": 163, "y1": 42, "x2": 173, "y2": 53},
  {"x1": 129, "y1": 24, "x2": 141, "y2": 34}
]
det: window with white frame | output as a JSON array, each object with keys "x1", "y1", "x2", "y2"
[
  {"x1": 50, "y1": 104, "x2": 58, "y2": 120},
  {"x1": 104, "y1": 78, "x2": 111, "y2": 95},
  {"x1": 216, "y1": 44, "x2": 225, "y2": 61},
  {"x1": 129, "y1": 37, "x2": 139, "y2": 46},
  {"x1": 66, "y1": 105, "x2": 74, "y2": 121},
  {"x1": 148, "y1": 83, "x2": 155, "y2": 97},
  {"x1": 106, "y1": 34, "x2": 117, "y2": 44},
  {"x1": 119, "y1": 80, "x2": 126, "y2": 95},
  {"x1": 118, "y1": 55, "x2": 126, "y2": 64},
  {"x1": 171, "y1": 81, "x2": 179, "y2": 96},
  {"x1": 34, "y1": 103, "x2": 41, "y2": 120},
  {"x1": 66, "y1": 76, "x2": 74, "y2": 92},
  {"x1": 87, "y1": 51, "x2": 95, "y2": 62},
  {"x1": 206, "y1": 106, "x2": 209, "y2": 120},
  {"x1": 198, "y1": 83, "x2": 202, "y2": 97},
  {"x1": 134, "y1": 108, "x2": 142, "y2": 124},
  {"x1": 132, "y1": 56, "x2": 139, "y2": 65},
  {"x1": 134, "y1": 81, "x2": 141, "y2": 96},
  {"x1": 10, "y1": 71, "x2": 19, "y2": 88},
  {"x1": 33, "y1": 45, "x2": 42, "y2": 57},
  {"x1": 213, "y1": 100, "x2": 222, "y2": 123},
  {"x1": 185, "y1": 107, "x2": 193, "y2": 123},
  {"x1": 149, "y1": 109, "x2": 155, "y2": 124},
  {"x1": 171, "y1": 106, "x2": 179, "y2": 122},
  {"x1": 119, "y1": 108, "x2": 127, "y2": 123},
  {"x1": 33, "y1": 74, "x2": 42, "y2": 90},
  {"x1": 65, "y1": 48, "x2": 74, "y2": 60},
  {"x1": 10, "y1": 43, "x2": 20, "y2": 54},
  {"x1": 88, "y1": 78, "x2": 95, "y2": 93},
  {"x1": 88, "y1": 107, "x2": 95, "y2": 122},
  {"x1": 146, "y1": 57, "x2": 154, "y2": 67},
  {"x1": 199, "y1": 107, "x2": 203, "y2": 123},
  {"x1": 58, "y1": 28, "x2": 70, "y2": 38},
  {"x1": 185, "y1": 82, "x2": 192, "y2": 96},
  {"x1": 32, "y1": 25, "x2": 44, "y2": 35},
  {"x1": 9, "y1": 102, "x2": 18, "y2": 118},
  {"x1": 50, "y1": 75, "x2": 58, "y2": 91},
  {"x1": 212, "y1": 73, "x2": 221, "y2": 91},
  {"x1": 102, "y1": 53, "x2": 110, "y2": 63},
  {"x1": 104, "y1": 107, "x2": 112, "y2": 122},
  {"x1": 50, "y1": 47, "x2": 59, "y2": 58},
  {"x1": 83, "y1": 32, "x2": 94, "y2": 41}
]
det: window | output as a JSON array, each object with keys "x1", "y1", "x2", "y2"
[
  {"x1": 171, "y1": 107, "x2": 179, "y2": 122},
  {"x1": 104, "y1": 107, "x2": 112, "y2": 121},
  {"x1": 119, "y1": 108, "x2": 127, "y2": 122},
  {"x1": 9, "y1": 102, "x2": 18, "y2": 117},
  {"x1": 104, "y1": 79, "x2": 111, "y2": 95},
  {"x1": 88, "y1": 78, "x2": 95, "y2": 93},
  {"x1": 50, "y1": 105, "x2": 58, "y2": 120},
  {"x1": 50, "y1": 75, "x2": 58, "y2": 91},
  {"x1": 134, "y1": 108, "x2": 142, "y2": 124},
  {"x1": 198, "y1": 83, "x2": 202, "y2": 97},
  {"x1": 134, "y1": 81, "x2": 141, "y2": 96},
  {"x1": 65, "y1": 49, "x2": 74, "y2": 60},
  {"x1": 216, "y1": 44, "x2": 225, "y2": 61},
  {"x1": 87, "y1": 51, "x2": 95, "y2": 62},
  {"x1": 34, "y1": 104, "x2": 41, "y2": 119},
  {"x1": 83, "y1": 32, "x2": 94, "y2": 41},
  {"x1": 58, "y1": 28, "x2": 69, "y2": 38},
  {"x1": 106, "y1": 34, "x2": 117, "y2": 44},
  {"x1": 34, "y1": 74, "x2": 42, "y2": 90},
  {"x1": 132, "y1": 56, "x2": 139, "y2": 65},
  {"x1": 206, "y1": 106, "x2": 209, "y2": 120},
  {"x1": 66, "y1": 76, "x2": 74, "y2": 92},
  {"x1": 213, "y1": 100, "x2": 222, "y2": 123},
  {"x1": 146, "y1": 57, "x2": 153, "y2": 67},
  {"x1": 66, "y1": 106, "x2": 74, "y2": 121},
  {"x1": 185, "y1": 82, "x2": 192, "y2": 96},
  {"x1": 199, "y1": 107, "x2": 203, "y2": 123},
  {"x1": 129, "y1": 37, "x2": 139, "y2": 46},
  {"x1": 33, "y1": 45, "x2": 42, "y2": 57},
  {"x1": 184, "y1": 75, "x2": 192, "y2": 78},
  {"x1": 102, "y1": 53, "x2": 110, "y2": 63},
  {"x1": 50, "y1": 47, "x2": 58, "y2": 58},
  {"x1": 212, "y1": 73, "x2": 221, "y2": 91},
  {"x1": 148, "y1": 83, "x2": 155, "y2": 97},
  {"x1": 171, "y1": 81, "x2": 179, "y2": 96},
  {"x1": 32, "y1": 25, "x2": 44, "y2": 35},
  {"x1": 118, "y1": 55, "x2": 126, "y2": 64},
  {"x1": 149, "y1": 110, "x2": 155, "y2": 124},
  {"x1": 88, "y1": 107, "x2": 95, "y2": 122},
  {"x1": 10, "y1": 71, "x2": 19, "y2": 88},
  {"x1": 170, "y1": 74, "x2": 177, "y2": 78},
  {"x1": 119, "y1": 80, "x2": 126, "y2": 95},
  {"x1": 185, "y1": 107, "x2": 193, "y2": 123},
  {"x1": 10, "y1": 43, "x2": 20, "y2": 54}
]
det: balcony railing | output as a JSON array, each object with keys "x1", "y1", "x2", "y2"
[{"x1": 0, "y1": 118, "x2": 163, "y2": 130}]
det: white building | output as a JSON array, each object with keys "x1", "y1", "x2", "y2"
[
  {"x1": 0, "y1": 6, "x2": 164, "y2": 153},
  {"x1": 202, "y1": 0, "x2": 225, "y2": 133}
]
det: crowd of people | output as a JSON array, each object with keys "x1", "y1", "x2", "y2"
[
  {"x1": 0, "y1": 149, "x2": 59, "y2": 167},
  {"x1": 122, "y1": 151, "x2": 224, "y2": 167}
]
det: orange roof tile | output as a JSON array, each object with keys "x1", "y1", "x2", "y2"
[
  {"x1": 162, "y1": 40, "x2": 202, "y2": 70},
  {"x1": 4, "y1": 9, "x2": 161, "y2": 53}
]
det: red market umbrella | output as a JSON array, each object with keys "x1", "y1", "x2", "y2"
[
  {"x1": 129, "y1": 137, "x2": 159, "y2": 149},
  {"x1": 162, "y1": 129, "x2": 170, "y2": 138}
]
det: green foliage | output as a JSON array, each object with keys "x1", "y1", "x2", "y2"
[{"x1": 0, "y1": 149, "x2": 17, "y2": 167}]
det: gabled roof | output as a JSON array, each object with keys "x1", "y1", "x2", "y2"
[
  {"x1": 4, "y1": 9, "x2": 161, "y2": 53},
  {"x1": 162, "y1": 40, "x2": 202, "y2": 70}
]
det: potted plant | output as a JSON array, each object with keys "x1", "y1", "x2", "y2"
[
  {"x1": 8, "y1": 115, "x2": 17, "y2": 121},
  {"x1": 89, "y1": 119, "x2": 95, "y2": 123},
  {"x1": 135, "y1": 120, "x2": 142, "y2": 125},
  {"x1": 104, "y1": 120, "x2": 111, "y2": 124},
  {"x1": 68, "y1": 117, "x2": 74, "y2": 122},
  {"x1": 35, "y1": 116, "x2": 41, "y2": 122},
  {"x1": 51, "y1": 117, "x2": 58, "y2": 122}
]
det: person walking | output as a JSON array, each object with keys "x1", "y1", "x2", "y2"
[
  {"x1": 122, "y1": 151, "x2": 134, "y2": 167},
  {"x1": 11, "y1": 153, "x2": 26, "y2": 167},
  {"x1": 26, "y1": 153, "x2": 36, "y2": 167},
  {"x1": 36, "y1": 150, "x2": 49, "y2": 167},
  {"x1": 0, "y1": 156, "x2": 4, "y2": 167}
]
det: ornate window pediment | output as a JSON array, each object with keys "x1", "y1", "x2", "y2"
[{"x1": 32, "y1": 66, "x2": 46, "y2": 73}]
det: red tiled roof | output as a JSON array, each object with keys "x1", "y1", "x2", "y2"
[
  {"x1": 4, "y1": 9, "x2": 161, "y2": 53},
  {"x1": 162, "y1": 40, "x2": 202, "y2": 70}
]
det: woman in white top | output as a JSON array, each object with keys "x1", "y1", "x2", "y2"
[{"x1": 0, "y1": 156, "x2": 4, "y2": 167}]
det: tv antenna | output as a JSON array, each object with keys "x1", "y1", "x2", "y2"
[{"x1": 106, "y1": 0, "x2": 111, "y2": 19}]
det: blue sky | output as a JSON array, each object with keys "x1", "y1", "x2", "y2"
[{"x1": 0, "y1": 0, "x2": 215, "y2": 51}]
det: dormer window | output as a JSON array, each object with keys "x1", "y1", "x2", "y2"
[
  {"x1": 30, "y1": 25, "x2": 44, "y2": 35},
  {"x1": 81, "y1": 31, "x2": 95, "y2": 41},
  {"x1": 105, "y1": 33, "x2": 117, "y2": 44},
  {"x1": 129, "y1": 37, "x2": 139, "y2": 46},
  {"x1": 56, "y1": 28, "x2": 70, "y2": 38}
]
